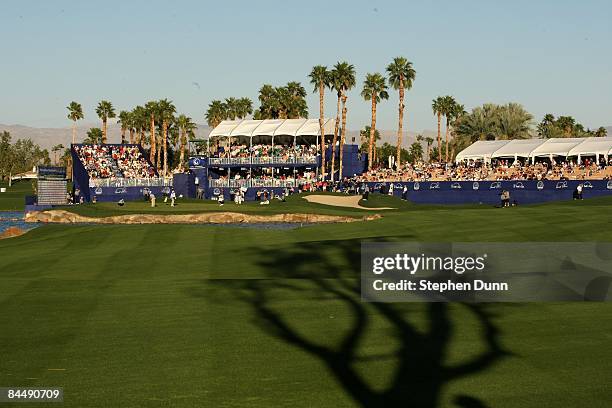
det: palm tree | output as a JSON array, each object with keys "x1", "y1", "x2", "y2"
[
  {"x1": 424, "y1": 137, "x2": 434, "y2": 162},
  {"x1": 595, "y1": 126, "x2": 608, "y2": 137},
  {"x1": 556, "y1": 116, "x2": 576, "y2": 137},
  {"x1": 336, "y1": 64, "x2": 356, "y2": 180},
  {"x1": 95, "y1": 100, "x2": 115, "y2": 144},
  {"x1": 284, "y1": 82, "x2": 308, "y2": 119},
  {"x1": 66, "y1": 101, "x2": 84, "y2": 145},
  {"x1": 329, "y1": 65, "x2": 343, "y2": 180},
  {"x1": 255, "y1": 84, "x2": 279, "y2": 119},
  {"x1": 496, "y1": 103, "x2": 533, "y2": 140},
  {"x1": 224, "y1": 97, "x2": 239, "y2": 120},
  {"x1": 432, "y1": 97, "x2": 445, "y2": 162},
  {"x1": 360, "y1": 126, "x2": 381, "y2": 157},
  {"x1": 52, "y1": 144, "x2": 64, "y2": 164},
  {"x1": 157, "y1": 99, "x2": 176, "y2": 176},
  {"x1": 236, "y1": 97, "x2": 253, "y2": 119},
  {"x1": 409, "y1": 142, "x2": 423, "y2": 162},
  {"x1": 386, "y1": 57, "x2": 416, "y2": 169},
  {"x1": 131, "y1": 106, "x2": 147, "y2": 145},
  {"x1": 205, "y1": 100, "x2": 228, "y2": 128},
  {"x1": 440, "y1": 96, "x2": 457, "y2": 162},
  {"x1": 309, "y1": 65, "x2": 331, "y2": 179},
  {"x1": 361, "y1": 73, "x2": 389, "y2": 170},
  {"x1": 117, "y1": 110, "x2": 131, "y2": 144},
  {"x1": 328, "y1": 62, "x2": 356, "y2": 180},
  {"x1": 144, "y1": 101, "x2": 159, "y2": 163},
  {"x1": 176, "y1": 114, "x2": 197, "y2": 170},
  {"x1": 84, "y1": 128, "x2": 103, "y2": 144}
]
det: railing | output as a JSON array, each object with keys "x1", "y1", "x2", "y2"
[
  {"x1": 209, "y1": 178, "x2": 302, "y2": 188},
  {"x1": 208, "y1": 155, "x2": 318, "y2": 166},
  {"x1": 89, "y1": 177, "x2": 174, "y2": 187}
]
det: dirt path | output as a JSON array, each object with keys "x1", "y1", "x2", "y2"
[{"x1": 303, "y1": 195, "x2": 394, "y2": 210}]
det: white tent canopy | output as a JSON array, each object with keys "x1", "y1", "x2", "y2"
[
  {"x1": 529, "y1": 138, "x2": 587, "y2": 158},
  {"x1": 566, "y1": 136, "x2": 612, "y2": 158},
  {"x1": 209, "y1": 118, "x2": 335, "y2": 138},
  {"x1": 490, "y1": 139, "x2": 547, "y2": 159},
  {"x1": 456, "y1": 137, "x2": 612, "y2": 163},
  {"x1": 454, "y1": 140, "x2": 511, "y2": 163}
]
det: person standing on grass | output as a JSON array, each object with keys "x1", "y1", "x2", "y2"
[
  {"x1": 150, "y1": 192, "x2": 156, "y2": 207},
  {"x1": 170, "y1": 189, "x2": 176, "y2": 207}
]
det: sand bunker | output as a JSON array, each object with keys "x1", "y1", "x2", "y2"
[
  {"x1": 303, "y1": 195, "x2": 394, "y2": 210},
  {"x1": 0, "y1": 226, "x2": 27, "y2": 240},
  {"x1": 25, "y1": 210, "x2": 382, "y2": 225}
]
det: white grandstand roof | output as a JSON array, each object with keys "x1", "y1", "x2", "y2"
[
  {"x1": 209, "y1": 118, "x2": 335, "y2": 138},
  {"x1": 456, "y1": 137, "x2": 612, "y2": 162}
]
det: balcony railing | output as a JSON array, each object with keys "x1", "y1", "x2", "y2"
[
  {"x1": 207, "y1": 155, "x2": 318, "y2": 166},
  {"x1": 209, "y1": 178, "x2": 303, "y2": 188},
  {"x1": 89, "y1": 177, "x2": 174, "y2": 187}
]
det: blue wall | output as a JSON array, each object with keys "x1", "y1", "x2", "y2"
[{"x1": 367, "y1": 180, "x2": 612, "y2": 205}]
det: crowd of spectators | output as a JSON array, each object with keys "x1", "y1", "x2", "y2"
[
  {"x1": 112, "y1": 146, "x2": 156, "y2": 178},
  {"x1": 353, "y1": 158, "x2": 612, "y2": 183},
  {"x1": 212, "y1": 144, "x2": 318, "y2": 161},
  {"x1": 75, "y1": 144, "x2": 157, "y2": 180},
  {"x1": 74, "y1": 145, "x2": 121, "y2": 179}
]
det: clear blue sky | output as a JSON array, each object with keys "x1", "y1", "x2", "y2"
[{"x1": 1, "y1": 0, "x2": 611, "y2": 132}]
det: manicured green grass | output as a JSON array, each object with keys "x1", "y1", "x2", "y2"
[
  {"x1": 1, "y1": 196, "x2": 611, "y2": 407},
  {"x1": 0, "y1": 180, "x2": 33, "y2": 211}
]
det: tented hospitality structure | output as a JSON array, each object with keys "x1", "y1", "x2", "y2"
[
  {"x1": 209, "y1": 118, "x2": 335, "y2": 139},
  {"x1": 454, "y1": 140, "x2": 511, "y2": 163},
  {"x1": 455, "y1": 137, "x2": 612, "y2": 163}
]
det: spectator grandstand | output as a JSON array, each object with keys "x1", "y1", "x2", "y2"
[
  {"x1": 352, "y1": 158, "x2": 612, "y2": 183},
  {"x1": 74, "y1": 144, "x2": 157, "y2": 181}
]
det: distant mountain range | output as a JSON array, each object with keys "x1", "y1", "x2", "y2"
[
  {"x1": 0, "y1": 122, "x2": 211, "y2": 151},
  {"x1": 2, "y1": 122, "x2": 608, "y2": 153},
  {"x1": 0, "y1": 122, "x2": 438, "y2": 151}
]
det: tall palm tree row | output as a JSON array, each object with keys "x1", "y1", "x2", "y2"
[
  {"x1": 131, "y1": 106, "x2": 148, "y2": 145},
  {"x1": 329, "y1": 65, "x2": 343, "y2": 181},
  {"x1": 117, "y1": 110, "x2": 131, "y2": 144},
  {"x1": 66, "y1": 101, "x2": 84, "y2": 145},
  {"x1": 176, "y1": 114, "x2": 197, "y2": 171},
  {"x1": 361, "y1": 73, "x2": 389, "y2": 170},
  {"x1": 205, "y1": 98, "x2": 253, "y2": 125},
  {"x1": 157, "y1": 99, "x2": 176, "y2": 176},
  {"x1": 386, "y1": 57, "x2": 416, "y2": 169},
  {"x1": 95, "y1": 100, "x2": 115, "y2": 144},
  {"x1": 336, "y1": 63, "x2": 356, "y2": 180},
  {"x1": 431, "y1": 97, "x2": 445, "y2": 162},
  {"x1": 440, "y1": 96, "x2": 458, "y2": 162},
  {"x1": 144, "y1": 101, "x2": 159, "y2": 164},
  {"x1": 308, "y1": 65, "x2": 331, "y2": 178}
]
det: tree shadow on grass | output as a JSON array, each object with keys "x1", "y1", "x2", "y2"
[{"x1": 211, "y1": 238, "x2": 512, "y2": 407}]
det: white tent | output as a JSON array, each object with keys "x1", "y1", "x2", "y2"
[
  {"x1": 491, "y1": 139, "x2": 547, "y2": 160},
  {"x1": 566, "y1": 137, "x2": 612, "y2": 162},
  {"x1": 455, "y1": 140, "x2": 511, "y2": 163},
  {"x1": 456, "y1": 137, "x2": 612, "y2": 164},
  {"x1": 209, "y1": 118, "x2": 335, "y2": 138},
  {"x1": 528, "y1": 137, "x2": 586, "y2": 160}
]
